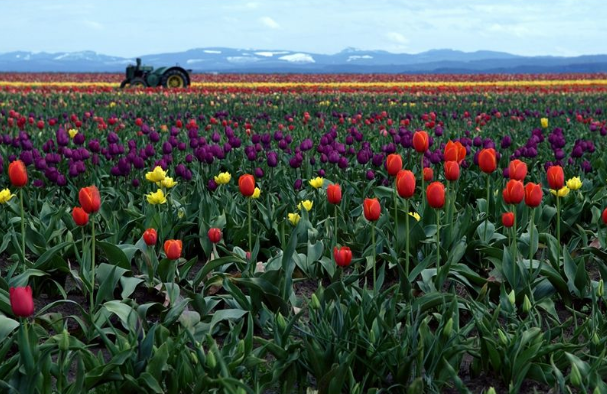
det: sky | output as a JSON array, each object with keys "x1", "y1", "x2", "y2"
[{"x1": 2, "y1": 0, "x2": 606, "y2": 57}]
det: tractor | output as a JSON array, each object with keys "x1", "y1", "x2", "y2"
[{"x1": 120, "y1": 58, "x2": 191, "y2": 89}]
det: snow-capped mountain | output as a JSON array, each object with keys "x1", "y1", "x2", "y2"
[{"x1": 1, "y1": 47, "x2": 606, "y2": 73}]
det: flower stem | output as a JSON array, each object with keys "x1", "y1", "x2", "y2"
[
  {"x1": 405, "y1": 199, "x2": 411, "y2": 296},
  {"x1": 393, "y1": 186, "x2": 399, "y2": 253},
  {"x1": 334, "y1": 204, "x2": 338, "y2": 246},
  {"x1": 372, "y1": 223, "x2": 377, "y2": 295},
  {"x1": 420, "y1": 154, "x2": 425, "y2": 212},
  {"x1": 19, "y1": 188, "x2": 25, "y2": 268},
  {"x1": 556, "y1": 195, "x2": 561, "y2": 263},
  {"x1": 484, "y1": 175, "x2": 490, "y2": 243},
  {"x1": 436, "y1": 209, "x2": 441, "y2": 278},
  {"x1": 248, "y1": 197, "x2": 252, "y2": 252},
  {"x1": 90, "y1": 215, "x2": 96, "y2": 310},
  {"x1": 529, "y1": 208, "x2": 534, "y2": 276}
]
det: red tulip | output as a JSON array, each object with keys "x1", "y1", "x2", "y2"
[
  {"x1": 72, "y1": 207, "x2": 89, "y2": 226},
  {"x1": 386, "y1": 154, "x2": 403, "y2": 176},
  {"x1": 502, "y1": 212, "x2": 515, "y2": 228},
  {"x1": 502, "y1": 179, "x2": 524, "y2": 205},
  {"x1": 546, "y1": 165, "x2": 564, "y2": 190},
  {"x1": 164, "y1": 239, "x2": 183, "y2": 260},
  {"x1": 478, "y1": 148, "x2": 497, "y2": 174},
  {"x1": 79, "y1": 186, "x2": 101, "y2": 214},
  {"x1": 327, "y1": 184, "x2": 342, "y2": 204},
  {"x1": 396, "y1": 170, "x2": 415, "y2": 198},
  {"x1": 363, "y1": 198, "x2": 381, "y2": 221},
  {"x1": 412, "y1": 131, "x2": 429, "y2": 153},
  {"x1": 602, "y1": 208, "x2": 607, "y2": 225},
  {"x1": 238, "y1": 174, "x2": 256, "y2": 197},
  {"x1": 143, "y1": 228, "x2": 157, "y2": 246},
  {"x1": 524, "y1": 183, "x2": 543, "y2": 208},
  {"x1": 444, "y1": 141, "x2": 467, "y2": 164},
  {"x1": 508, "y1": 159, "x2": 527, "y2": 181},
  {"x1": 8, "y1": 160, "x2": 28, "y2": 187},
  {"x1": 426, "y1": 182, "x2": 446, "y2": 209},
  {"x1": 10, "y1": 286, "x2": 34, "y2": 317},
  {"x1": 444, "y1": 161, "x2": 460, "y2": 181},
  {"x1": 208, "y1": 228, "x2": 222, "y2": 244},
  {"x1": 423, "y1": 167, "x2": 434, "y2": 182},
  {"x1": 333, "y1": 246, "x2": 353, "y2": 267}
]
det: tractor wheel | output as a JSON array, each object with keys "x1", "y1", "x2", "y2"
[
  {"x1": 130, "y1": 77, "x2": 147, "y2": 88},
  {"x1": 162, "y1": 69, "x2": 188, "y2": 88},
  {"x1": 119, "y1": 79, "x2": 130, "y2": 89}
]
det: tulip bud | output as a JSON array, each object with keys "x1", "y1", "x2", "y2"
[
  {"x1": 442, "y1": 318, "x2": 453, "y2": 337},
  {"x1": 237, "y1": 339, "x2": 245, "y2": 356},
  {"x1": 276, "y1": 313, "x2": 286, "y2": 331},
  {"x1": 498, "y1": 329, "x2": 508, "y2": 346},
  {"x1": 59, "y1": 329, "x2": 70, "y2": 351},
  {"x1": 508, "y1": 290, "x2": 516, "y2": 306},
  {"x1": 522, "y1": 295, "x2": 531, "y2": 313},
  {"x1": 569, "y1": 363, "x2": 582, "y2": 387},
  {"x1": 190, "y1": 351, "x2": 198, "y2": 364},
  {"x1": 487, "y1": 388, "x2": 497, "y2": 394},
  {"x1": 310, "y1": 293, "x2": 320, "y2": 310},
  {"x1": 369, "y1": 329, "x2": 376, "y2": 344},
  {"x1": 598, "y1": 279, "x2": 604, "y2": 298},
  {"x1": 592, "y1": 332, "x2": 600, "y2": 346},
  {"x1": 206, "y1": 349, "x2": 217, "y2": 369}
]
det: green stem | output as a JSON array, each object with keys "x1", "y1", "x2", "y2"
[
  {"x1": 334, "y1": 204, "x2": 338, "y2": 246},
  {"x1": 248, "y1": 197, "x2": 252, "y2": 252},
  {"x1": 90, "y1": 215, "x2": 96, "y2": 310},
  {"x1": 372, "y1": 223, "x2": 376, "y2": 295},
  {"x1": 436, "y1": 209, "x2": 441, "y2": 277},
  {"x1": 556, "y1": 195, "x2": 561, "y2": 263},
  {"x1": 405, "y1": 199, "x2": 410, "y2": 291},
  {"x1": 19, "y1": 188, "x2": 25, "y2": 268},
  {"x1": 394, "y1": 186, "x2": 398, "y2": 253},
  {"x1": 513, "y1": 207, "x2": 518, "y2": 289},
  {"x1": 484, "y1": 175, "x2": 490, "y2": 243},
  {"x1": 529, "y1": 208, "x2": 534, "y2": 276},
  {"x1": 420, "y1": 154, "x2": 425, "y2": 212}
]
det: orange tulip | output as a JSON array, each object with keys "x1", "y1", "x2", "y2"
[
  {"x1": 502, "y1": 179, "x2": 524, "y2": 205},
  {"x1": 412, "y1": 131, "x2": 429, "y2": 153},
  {"x1": 386, "y1": 154, "x2": 403, "y2": 176},
  {"x1": 478, "y1": 148, "x2": 497, "y2": 174},
  {"x1": 72, "y1": 207, "x2": 89, "y2": 226},
  {"x1": 238, "y1": 174, "x2": 256, "y2": 197},
  {"x1": 396, "y1": 170, "x2": 415, "y2": 198},
  {"x1": 524, "y1": 183, "x2": 543, "y2": 208},
  {"x1": 8, "y1": 160, "x2": 28, "y2": 187},
  {"x1": 546, "y1": 165, "x2": 564, "y2": 190},
  {"x1": 164, "y1": 239, "x2": 183, "y2": 260},
  {"x1": 363, "y1": 198, "x2": 381, "y2": 221},
  {"x1": 508, "y1": 159, "x2": 527, "y2": 181},
  {"x1": 426, "y1": 182, "x2": 446, "y2": 209},
  {"x1": 327, "y1": 184, "x2": 342, "y2": 204},
  {"x1": 79, "y1": 186, "x2": 101, "y2": 214},
  {"x1": 444, "y1": 141, "x2": 466, "y2": 163},
  {"x1": 444, "y1": 161, "x2": 460, "y2": 181}
]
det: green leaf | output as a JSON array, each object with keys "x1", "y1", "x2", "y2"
[
  {"x1": 96, "y1": 241, "x2": 130, "y2": 270},
  {"x1": 0, "y1": 315, "x2": 19, "y2": 343},
  {"x1": 209, "y1": 309, "x2": 248, "y2": 333}
]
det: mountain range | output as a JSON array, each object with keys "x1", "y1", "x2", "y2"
[{"x1": 1, "y1": 47, "x2": 607, "y2": 73}]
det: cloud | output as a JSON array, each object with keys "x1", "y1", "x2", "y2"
[
  {"x1": 82, "y1": 20, "x2": 103, "y2": 30},
  {"x1": 385, "y1": 32, "x2": 408, "y2": 45},
  {"x1": 259, "y1": 16, "x2": 280, "y2": 29}
]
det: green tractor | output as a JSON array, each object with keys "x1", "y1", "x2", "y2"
[{"x1": 120, "y1": 58, "x2": 191, "y2": 89}]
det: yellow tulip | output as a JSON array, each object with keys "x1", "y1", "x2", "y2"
[
  {"x1": 252, "y1": 187, "x2": 261, "y2": 199},
  {"x1": 541, "y1": 118, "x2": 549, "y2": 128},
  {"x1": 146, "y1": 166, "x2": 166, "y2": 183},
  {"x1": 408, "y1": 212, "x2": 421, "y2": 222},
  {"x1": 298, "y1": 200, "x2": 313, "y2": 212},
  {"x1": 0, "y1": 188, "x2": 15, "y2": 204},
  {"x1": 158, "y1": 177, "x2": 177, "y2": 188},
  {"x1": 146, "y1": 189, "x2": 167, "y2": 204},
  {"x1": 309, "y1": 177, "x2": 324, "y2": 189},
  {"x1": 214, "y1": 172, "x2": 231, "y2": 185},
  {"x1": 550, "y1": 186, "x2": 570, "y2": 198},
  {"x1": 288, "y1": 213, "x2": 301, "y2": 226},
  {"x1": 566, "y1": 177, "x2": 582, "y2": 191},
  {"x1": 68, "y1": 129, "x2": 78, "y2": 139}
]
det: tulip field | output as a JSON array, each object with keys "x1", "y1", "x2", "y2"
[{"x1": 2, "y1": 73, "x2": 607, "y2": 393}]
